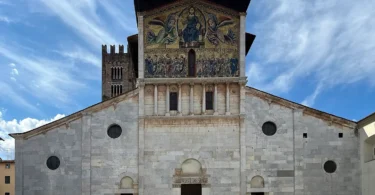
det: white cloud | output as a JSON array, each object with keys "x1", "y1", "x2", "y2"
[
  {"x1": 38, "y1": 0, "x2": 119, "y2": 47},
  {"x1": 10, "y1": 68, "x2": 18, "y2": 75},
  {"x1": 10, "y1": 77, "x2": 16, "y2": 82},
  {"x1": 247, "y1": 0, "x2": 375, "y2": 106},
  {"x1": 0, "y1": 82, "x2": 38, "y2": 112},
  {"x1": 9, "y1": 63, "x2": 15, "y2": 67},
  {"x1": 301, "y1": 83, "x2": 323, "y2": 107},
  {"x1": 55, "y1": 46, "x2": 101, "y2": 68},
  {"x1": 98, "y1": 1, "x2": 137, "y2": 33},
  {"x1": 0, "y1": 44, "x2": 86, "y2": 105},
  {"x1": 0, "y1": 111, "x2": 65, "y2": 160},
  {"x1": 0, "y1": 16, "x2": 13, "y2": 23}
]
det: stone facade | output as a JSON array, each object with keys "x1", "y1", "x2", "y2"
[{"x1": 10, "y1": 0, "x2": 365, "y2": 195}]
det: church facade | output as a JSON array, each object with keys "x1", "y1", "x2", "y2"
[{"x1": 10, "y1": 1, "x2": 372, "y2": 195}]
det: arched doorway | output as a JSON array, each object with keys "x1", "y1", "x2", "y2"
[{"x1": 188, "y1": 49, "x2": 196, "y2": 77}]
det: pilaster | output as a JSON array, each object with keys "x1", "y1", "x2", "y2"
[
  {"x1": 239, "y1": 12, "x2": 246, "y2": 77},
  {"x1": 138, "y1": 85, "x2": 145, "y2": 195},
  {"x1": 239, "y1": 82, "x2": 247, "y2": 195},
  {"x1": 81, "y1": 112, "x2": 92, "y2": 195},
  {"x1": 138, "y1": 14, "x2": 144, "y2": 79},
  {"x1": 14, "y1": 138, "x2": 24, "y2": 195}
]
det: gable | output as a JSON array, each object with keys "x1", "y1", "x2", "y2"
[
  {"x1": 245, "y1": 86, "x2": 356, "y2": 129},
  {"x1": 9, "y1": 89, "x2": 139, "y2": 140}
]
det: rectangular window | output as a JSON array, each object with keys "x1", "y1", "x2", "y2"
[
  {"x1": 5, "y1": 176, "x2": 10, "y2": 184},
  {"x1": 206, "y1": 92, "x2": 213, "y2": 110},
  {"x1": 5, "y1": 163, "x2": 10, "y2": 169},
  {"x1": 170, "y1": 92, "x2": 178, "y2": 111},
  {"x1": 5, "y1": 193, "x2": 10, "y2": 195}
]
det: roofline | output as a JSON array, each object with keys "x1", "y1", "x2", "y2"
[
  {"x1": 246, "y1": 86, "x2": 357, "y2": 128},
  {"x1": 9, "y1": 89, "x2": 139, "y2": 140},
  {"x1": 0, "y1": 160, "x2": 15, "y2": 163},
  {"x1": 357, "y1": 112, "x2": 375, "y2": 127}
]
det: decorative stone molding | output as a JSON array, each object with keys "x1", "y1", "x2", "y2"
[
  {"x1": 172, "y1": 159, "x2": 211, "y2": 189},
  {"x1": 143, "y1": 77, "x2": 241, "y2": 85}
]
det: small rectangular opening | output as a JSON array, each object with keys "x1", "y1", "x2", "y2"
[
  {"x1": 338, "y1": 133, "x2": 343, "y2": 138},
  {"x1": 303, "y1": 133, "x2": 307, "y2": 138},
  {"x1": 251, "y1": 193, "x2": 265, "y2": 195},
  {"x1": 170, "y1": 92, "x2": 178, "y2": 111},
  {"x1": 206, "y1": 92, "x2": 213, "y2": 110},
  {"x1": 181, "y1": 184, "x2": 202, "y2": 195},
  {"x1": 5, "y1": 176, "x2": 10, "y2": 184}
]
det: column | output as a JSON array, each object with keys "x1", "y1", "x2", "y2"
[
  {"x1": 154, "y1": 85, "x2": 158, "y2": 115},
  {"x1": 239, "y1": 12, "x2": 246, "y2": 77},
  {"x1": 166, "y1": 84, "x2": 170, "y2": 116},
  {"x1": 226, "y1": 83, "x2": 230, "y2": 115},
  {"x1": 178, "y1": 84, "x2": 182, "y2": 116},
  {"x1": 214, "y1": 84, "x2": 218, "y2": 115},
  {"x1": 190, "y1": 83, "x2": 194, "y2": 115},
  {"x1": 202, "y1": 83, "x2": 206, "y2": 114}
]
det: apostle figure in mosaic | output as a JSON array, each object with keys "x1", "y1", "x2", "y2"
[
  {"x1": 206, "y1": 13, "x2": 236, "y2": 46},
  {"x1": 147, "y1": 13, "x2": 178, "y2": 45}
]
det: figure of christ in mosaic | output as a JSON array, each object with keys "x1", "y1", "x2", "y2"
[
  {"x1": 181, "y1": 7, "x2": 202, "y2": 43},
  {"x1": 147, "y1": 13, "x2": 178, "y2": 45}
]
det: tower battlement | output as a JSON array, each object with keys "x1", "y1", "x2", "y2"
[
  {"x1": 102, "y1": 44, "x2": 136, "y2": 101},
  {"x1": 102, "y1": 44, "x2": 125, "y2": 55}
]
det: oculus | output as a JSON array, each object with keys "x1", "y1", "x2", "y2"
[
  {"x1": 47, "y1": 156, "x2": 60, "y2": 170},
  {"x1": 324, "y1": 160, "x2": 337, "y2": 173},
  {"x1": 262, "y1": 121, "x2": 277, "y2": 136},
  {"x1": 108, "y1": 124, "x2": 122, "y2": 139}
]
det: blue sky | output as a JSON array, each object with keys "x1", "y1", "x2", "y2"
[{"x1": 0, "y1": 0, "x2": 375, "y2": 159}]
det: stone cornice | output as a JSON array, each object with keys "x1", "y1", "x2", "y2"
[{"x1": 143, "y1": 114, "x2": 243, "y2": 120}]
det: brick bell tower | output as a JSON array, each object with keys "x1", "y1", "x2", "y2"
[{"x1": 102, "y1": 44, "x2": 136, "y2": 101}]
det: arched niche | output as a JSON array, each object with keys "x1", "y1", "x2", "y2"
[
  {"x1": 181, "y1": 158, "x2": 202, "y2": 175},
  {"x1": 173, "y1": 158, "x2": 210, "y2": 188},
  {"x1": 188, "y1": 49, "x2": 196, "y2": 77},
  {"x1": 250, "y1": 175, "x2": 264, "y2": 188},
  {"x1": 120, "y1": 176, "x2": 134, "y2": 189}
]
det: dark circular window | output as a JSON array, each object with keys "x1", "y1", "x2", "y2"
[
  {"x1": 324, "y1": 160, "x2": 337, "y2": 173},
  {"x1": 262, "y1": 121, "x2": 277, "y2": 136},
  {"x1": 46, "y1": 156, "x2": 60, "y2": 170},
  {"x1": 107, "y1": 124, "x2": 122, "y2": 139}
]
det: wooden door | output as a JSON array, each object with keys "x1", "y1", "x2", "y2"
[{"x1": 181, "y1": 184, "x2": 202, "y2": 195}]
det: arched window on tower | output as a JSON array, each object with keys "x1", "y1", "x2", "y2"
[{"x1": 188, "y1": 49, "x2": 196, "y2": 77}]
